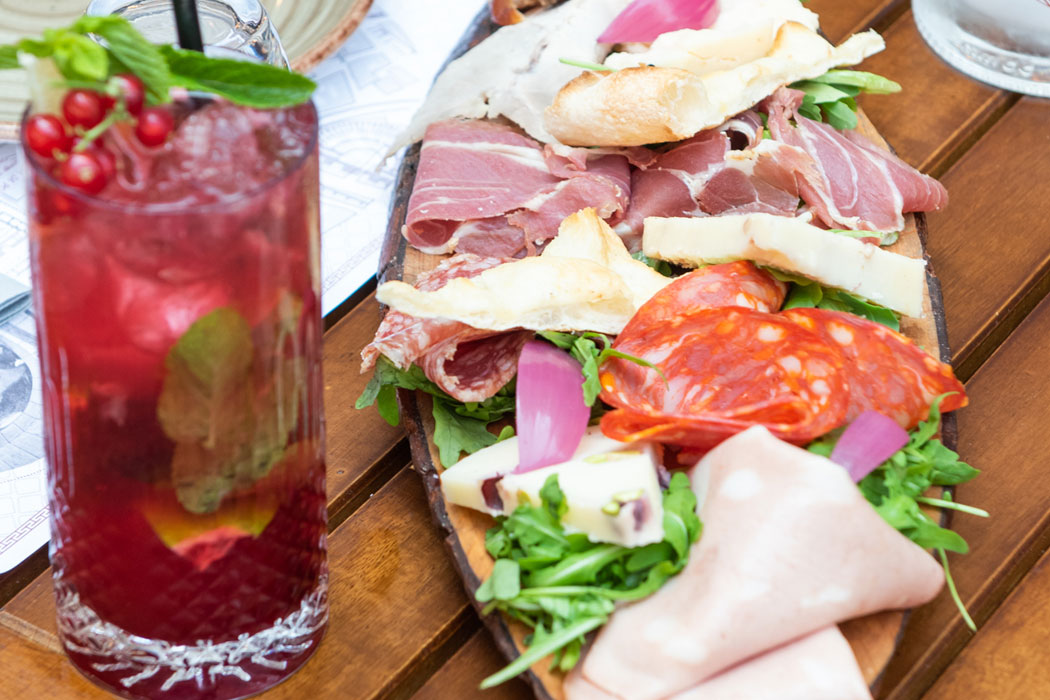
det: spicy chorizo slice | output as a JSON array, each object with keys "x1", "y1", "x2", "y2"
[
  {"x1": 781, "y1": 308, "x2": 967, "y2": 428},
  {"x1": 619, "y1": 261, "x2": 787, "y2": 338},
  {"x1": 600, "y1": 307, "x2": 850, "y2": 448}
]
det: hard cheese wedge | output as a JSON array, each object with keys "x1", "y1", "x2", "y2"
[
  {"x1": 643, "y1": 212, "x2": 926, "y2": 317},
  {"x1": 441, "y1": 426, "x2": 665, "y2": 548},
  {"x1": 572, "y1": 426, "x2": 943, "y2": 700}
]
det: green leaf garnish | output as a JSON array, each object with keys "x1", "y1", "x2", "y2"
[
  {"x1": 477, "y1": 472, "x2": 701, "y2": 687},
  {"x1": 0, "y1": 16, "x2": 315, "y2": 108},
  {"x1": 558, "y1": 57, "x2": 615, "y2": 72},
  {"x1": 780, "y1": 278, "x2": 900, "y2": 331},
  {"x1": 631, "y1": 251, "x2": 675, "y2": 277},
  {"x1": 157, "y1": 298, "x2": 303, "y2": 513},
  {"x1": 809, "y1": 393, "x2": 982, "y2": 626},
  {"x1": 538, "y1": 331, "x2": 665, "y2": 407},
  {"x1": 790, "y1": 69, "x2": 900, "y2": 130},
  {"x1": 161, "y1": 45, "x2": 316, "y2": 108}
]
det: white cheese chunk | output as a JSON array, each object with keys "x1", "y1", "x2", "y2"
[
  {"x1": 643, "y1": 213, "x2": 926, "y2": 318},
  {"x1": 440, "y1": 426, "x2": 666, "y2": 548}
]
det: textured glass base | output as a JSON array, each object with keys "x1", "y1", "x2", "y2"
[
  {"x1": 55, "y1": 575, "x2": 328, "y2": 700},
  {"x1": 915, "y1": 0, "x2": 1050, "y2": 97}
]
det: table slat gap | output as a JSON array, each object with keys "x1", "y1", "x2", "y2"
[
  {"x1": 327, "y1": 439, "x2": 411, "y2": 534},
  {"x1": 380, "y1": 606, "x2": 480, "y2": 700},
  {"x1": 0, "y1": 610, "x2": 60, "y2": 654}
]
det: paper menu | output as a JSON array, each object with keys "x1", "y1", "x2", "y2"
[{"x1": 0, "y1": 0, "x2": 489, "y2": 573}]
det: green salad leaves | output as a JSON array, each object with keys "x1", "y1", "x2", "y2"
[
  {"x1": 790, "y1": 69, "x2": 901, "y2": 130},
  {"x1": 809, "y1": 394, "x2": 984, "y2": 629},
  {"x1": 0, "y1": 15, "x2": 315, "y2": 108},
  {"x1": 356, "y1": 356, "x2": 515, "y2": 467},
  {"x1": 476, "y1": 472, "x2": 701, "y2": 688}
]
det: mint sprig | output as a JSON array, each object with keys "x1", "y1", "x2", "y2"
[{"x1": 0, "y1": 16, "x2": 315, "y2": 108}]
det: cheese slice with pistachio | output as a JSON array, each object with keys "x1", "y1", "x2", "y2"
[{"x1": 643, "y1": 213, "x2": 926, "y2": 317}]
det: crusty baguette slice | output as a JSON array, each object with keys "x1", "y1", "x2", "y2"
[{"x1": 544, "y1": 23, "x2": 884, "y2": 147}]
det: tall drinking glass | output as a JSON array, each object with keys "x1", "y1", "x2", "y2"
[
  {"x1": 85, "y1": 0, "x2": 289, "y2": 66},
  {"x1": 914, "y1": 0, "x2": 1050, "y2": 96},
  {"x1": 23, "y1": 93, "x2": 327, "y2": 698}
]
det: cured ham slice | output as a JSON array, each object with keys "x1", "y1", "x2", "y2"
[
  {"x1": 565, "y1": 626, "x2": 871, "y2": 700},
  {"x1": 403, "y1": 119, "x2": 630, "y2": 255},
  {"x1": 361, "y1": 254, "x2": 530, "y2": 402},
  {"x1": 763, "y1": 87, "x2": 948, "y2": 231},
  {"x1": 572, "y1": 426, "x2": 943, "y2": 700},
  {"x1": 619, "y1": 131, "x2": 801, "y2": 248}
]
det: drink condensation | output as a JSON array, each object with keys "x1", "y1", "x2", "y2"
[
  {"x1": 85, "y1": 0, "x2": 289, "y2": 67},
  {"x1": 914, "y1": 0, "x2": 1050, "y2": 96}
]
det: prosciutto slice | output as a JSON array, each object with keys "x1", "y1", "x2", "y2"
[
  {"x1": 619, "y1": 125, "x2": 800, "y2": 249},
  {"x1": 403, "y1": 119, "x2": 630, "y2": 255},
  {"x1": 572, "y1": 426, "x2": 943, "y2": 700},
  {"x1": 763, "y1": 87, "x2": 948, "y2": 231},
  {"x1": 361, "y1": 254, "x2": 530, "y2": 402}
]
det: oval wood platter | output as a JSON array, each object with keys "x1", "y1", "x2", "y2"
[{"x1": 375, "y1": 6, "x2": 958, "y2": 698}]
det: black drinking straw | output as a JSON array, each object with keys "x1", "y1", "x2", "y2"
[{"x1": 172, "y1": 0, "x2": 205, "y2": 53}]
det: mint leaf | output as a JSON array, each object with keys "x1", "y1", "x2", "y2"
[
  {"x1": 158, "y1": 300, "x2": 303, "y2": 513},
  {"x1": 74, "y1": 16, "x2": 171, "y2": 103},
  {"x1": 161, "y1": 46, "x2": 316, "y2": 108},
  {"x1": 47, "y1": 30, "x2": 110, "y2": 82},
  {"x1": 0, "y1": 46, "x2": 18, "y2": 70}
]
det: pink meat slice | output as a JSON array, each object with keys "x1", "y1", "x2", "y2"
[
  {"x1": 361, "y1": 254, "x2": 529, "y2": 402},
  {"x1": 574, "y1": 426, "x2": 944, "y2": 700},
  {"x1": 565, "y1": 626, "x2": 871, "y2": 700},
  {"x1": 403, "y1": 119, "x2": 630, "y2": 254},
  {"x1": 764, "y1": 87, "x2": 948, "y2": 231}
]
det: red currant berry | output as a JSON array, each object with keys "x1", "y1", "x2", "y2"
[
  {"x1": 114, "y1": 74, "x2": 145, "y2": 116},
  {"x1": 62, "y1": 90, "x2": 106, "y2": 129},
  {"x1": 135, "y1": 107, "x2": 175, "y2": 147},
  {"x1": 60, "y1": 152, "x2": 108, "y2": 195},
  {"x1": 88, "y1": 146, "x2": 117, "y2": 182},
  {"x1": 24, "y1": 114, "x2": 72, "y2": 159}
]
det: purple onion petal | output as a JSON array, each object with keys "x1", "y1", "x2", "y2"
[
  {"x1": 514, "y1": 340, "x2": 590, "y2": 473},
  {"x1": 598, "y1": 0, "x2": 719, "y2": 45},
  {"x1": 830, "y1": 410, "x2": 910, "y2": 482}
]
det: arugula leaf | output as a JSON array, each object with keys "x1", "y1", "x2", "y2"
[
  {"x1": 808, "y1": 69, "x2": 902, "y2": 94},
  {"x1": 537, "y1": 332, "x2": 665, "y2": 407},
  {"x1": 782, "y1": 280, "x2": 900, "y2": 331},
  {"x1": 558, "y1": 57, "x2": 615, "y2": 72},
  {"x1": 161, "y1": 46, "x2": 316, "y2": 108},
  {"x1": 811, "y1": 394, "x2": 983, "y2": 626},
  {"x1": 630, "y1": 251, "x2": 675, "y2": 277},
  {"x1": 828, "y1": 228, "x2": 900, "y2": 246},
  {"x1": 790, "y1": 69, "x2": 900, "y2": 130},
  {"x1": 477, "y1": 474, "x2": 701, "y2": 686},
  {"x1": 0, "y1": 45, "x2": 20, "y2": 70},
  {"x1": 432, "y1": 397, "x2": 501, "y2": 467}
]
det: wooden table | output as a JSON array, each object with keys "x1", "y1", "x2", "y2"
[{"x1": 1, "y1": 1, "x2": 1048, "y2": 697}]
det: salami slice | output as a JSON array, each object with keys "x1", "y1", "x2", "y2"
[
  {"x1": 362, "y1": 254, "x2": 527, "y2": 403},
  {"x1": 781, "y1": 308, "x2": 967, "y2": 428},
  {"x1": 618, "y1": 262, "x2": 787, "y2": 338},
  {"x1": 600, "y1": 308, "x2": 851, "y2": 448}
]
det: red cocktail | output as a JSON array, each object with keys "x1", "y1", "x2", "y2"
[{"x1": 23, "y1": 91, "x2": 327, "y2": 698}]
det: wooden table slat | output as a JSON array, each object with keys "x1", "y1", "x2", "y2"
[
  {"x1": 880, "y1": 288, "x2": 1050, "y2": 698},
  {"x1": 413, "y1": 629, "x2": 532, "y2": 700}
]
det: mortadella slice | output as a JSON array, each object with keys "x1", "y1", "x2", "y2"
[
  {"x1": 574, "y1": 425, "x2": 944, "y2": 700},
  {"x1": 565, "y1": 626, "x2": 871, "y2": 700}
]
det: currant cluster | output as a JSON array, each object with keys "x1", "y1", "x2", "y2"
[{"x1": 24, "y1": 74, "x2": 175, "y2": 195}]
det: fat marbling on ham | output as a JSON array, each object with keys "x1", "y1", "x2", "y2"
[
  {"x1": 570, "y1": 426, "x2": 944, "y2": 700},
  {"x1": 361, "y1": 254, "x2": 531, "y2": 403},
  {"x1": 763, "y1": 86, "x2": 949, "y2": 231},
  {"x1": 403, "y1": 119, "x2": 630, "y2": 257}
]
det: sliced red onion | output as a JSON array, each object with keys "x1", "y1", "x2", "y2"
[
  {"x1": 515, "y1": 340, "x2": 589, "y2": 473},
  {"x1": 830, "y1": 411, "x2": 910, "y2": 482},
  {"x1": 597, "y1": 0, "x2": 719, "y2": 45}
]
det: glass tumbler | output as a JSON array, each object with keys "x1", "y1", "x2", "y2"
[
  {"x1": 914, "y1": 0, "x2": 1050, "y2": 96},
  {"x1": 85, "y1": 0, "x2": 289, "y2": 66},
  {"x1": 23, "y1": 94, "x2": 327, "y2": 699}
]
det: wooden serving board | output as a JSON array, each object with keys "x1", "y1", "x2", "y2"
[{"x1": 375, "y1": 7, "x2": 958, "y2": 699}]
